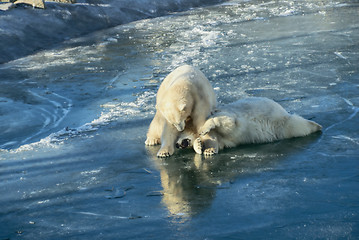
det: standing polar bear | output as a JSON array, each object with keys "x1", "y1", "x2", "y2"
[
  {"x1": 176, "y1": 97, "x2": 322, "y2": 155},
  {"x1": 145, "y1": 65, "x2": 217, "y2": 157}
]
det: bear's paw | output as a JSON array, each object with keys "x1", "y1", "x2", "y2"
[
  {"x1": 157, "y1": 147, "x2": 174, "y2": 158},
  {"x1": 203, "y1": 148, "x2": 217, "y2": 156},
  {"x1": 193, "y1": 138, "x2": 203, "y2": 154},
  {"x1": 145, "y1": 138, "x2": 160, "y2": 146}
]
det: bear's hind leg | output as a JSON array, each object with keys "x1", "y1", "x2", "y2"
[{"x1": 284, "y1": 114, "x2": 322, "y2": 138}]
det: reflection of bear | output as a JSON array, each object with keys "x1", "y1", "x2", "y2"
[
  {"x1": 145, "y1": 146, "x2": 216, "y2": 218},
  {"x1": 157, "y1": 155, "x2": 215, "y2": 218},
  {"x1": 145, "y1": 65, "x2": 216, "y2": 157},
  {"x1": 177, "y1": 97, "x2": 322, "y2": 155}
]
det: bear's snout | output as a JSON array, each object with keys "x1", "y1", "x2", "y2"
[
  {"x1": 176, "y1": 139, "x2": 191, "y2": 149},
  {"x1": 174, "y1": 122, "x2": 185, "y2": 132}
]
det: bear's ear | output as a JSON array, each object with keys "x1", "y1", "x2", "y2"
[{"x1": 178, "y1": 102, "x2": 186, "y2": 112}]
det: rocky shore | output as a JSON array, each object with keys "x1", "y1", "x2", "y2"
[{"x1": 0, "y1": 0, "x2": 75, "y2": 11}]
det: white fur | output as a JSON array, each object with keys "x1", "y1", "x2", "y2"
[
  {"x1": 145, "y1": 65, "x2": 216, "y2": 157},
  {"x1": 177, "y1": 97, "x2": 322, "y2": 155}
]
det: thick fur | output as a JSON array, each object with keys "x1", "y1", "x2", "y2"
[
  {"x1": 177, "y1": 97, "x2": 322, "y2": 156},
  {"x1": 145, "y1": 65, "x2": 216, "y2": 157}
]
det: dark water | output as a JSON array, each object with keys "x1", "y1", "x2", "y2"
[{"x1": 1, "y1": 0, "x2": 358, "y2": 239}]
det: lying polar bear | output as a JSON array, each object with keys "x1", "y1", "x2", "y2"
[
  {"x1": 145, "y1": 65, "x2": 217, "y2": 157},
  {"x1": 176, "y1": 97, "x2": 322, "y2": 155}
]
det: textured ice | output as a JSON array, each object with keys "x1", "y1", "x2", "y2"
[{"x1": 0, "y1": 0, "x2": 227, "y2": 63}]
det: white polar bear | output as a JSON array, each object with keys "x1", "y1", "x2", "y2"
[
  {"x1": 145, "y1": 65, "x2": 217, "y2": 157},
  {"x1": 176, "y1": 97, "x2": 322, "y2": 155}
]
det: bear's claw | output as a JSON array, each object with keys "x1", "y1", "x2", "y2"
[
  {"x1": 193, "y1": 138, "x2": 203, "y2": 154},
  {"x1": 204, "y1": 148, "x2": 217, "y2": 156},
  {"x1": 157, "y1": 147, "x2": 174, "y2": 158},
  {"x1": 199, "y1": 130, "x2": 209, "y2": 136},
  {"x1": 199, "y1": 125, "x2": 212, "y2": 136},
  {"x1": 157, "y1": 151, "x2": 171, "y2": 158}
]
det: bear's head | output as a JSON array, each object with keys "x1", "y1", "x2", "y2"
[
  {"x1": 175, "y1": 128, "x2": 196, "y2": 149},
  {"x1": 158, "y1": 96, "x2": 193, "y2": 132}
]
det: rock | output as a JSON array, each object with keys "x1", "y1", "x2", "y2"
[
  {"x1": 0, "y1": 2, "x2": 15, "y2": 10},
  {"x1": 14, "y1": 0, "x2": 45, "y2": 8},
  {"x1": 45, "y1": 0, "x2": 76, "y2": 3}
]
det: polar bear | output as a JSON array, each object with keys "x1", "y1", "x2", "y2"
[
  {"x1": 176, "y1": 97, "x2": 322, "y2": 155},
  {"x1": 145, "y1": 65, "x2": 217, "y2": 157}
]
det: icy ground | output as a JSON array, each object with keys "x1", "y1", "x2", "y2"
[
  {"x1": 0, "y1": 0, "x2": 225, "y2": 63},
  {"x1": 0, "y1": 0, "x2": 358, "y2": 239}
]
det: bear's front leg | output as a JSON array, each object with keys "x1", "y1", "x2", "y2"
[
  {"x1": 145, "y1": 111, "x2": 163, "y2": 146},
  {"x1": 157, "y1": 122, "x2": 178, "y2": 158},
  {"x1": 199, "y1": 118, "x2": 216, "y2": 136},
  {"x1": 200, "y1": 115, "x2": 236, "y2": 136},
  {"x1": 202, "y1": 134, "x2": 219, "y2": 156}
]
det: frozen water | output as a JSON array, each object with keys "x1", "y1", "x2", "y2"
[
  {"x1": 0, "y1": 0, "x2": 226, "y2": 63},
  {"x1": 1, "y1": 0, "x2": 359, "y2": 239}
]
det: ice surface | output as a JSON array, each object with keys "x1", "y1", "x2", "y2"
[
  {"x1": 0, "y1": 0, "x2": 226, "y2": 63},
  {"x1": 1, "y1": 0, "x2": 359, "y2": 239}
]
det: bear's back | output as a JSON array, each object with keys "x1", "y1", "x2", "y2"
[
  {"x1": 227, "y1": 97, "x2": 288, "y2": 119},
  {"x1": 157, "y1": 65, "x2": 216, "y2": 108}
]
